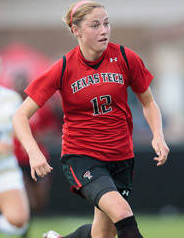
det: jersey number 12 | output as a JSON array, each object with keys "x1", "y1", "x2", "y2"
[{"x1": 91, "y1": 95, "x2": 112, "y2": 116}]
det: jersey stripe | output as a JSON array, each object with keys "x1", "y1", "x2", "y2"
[
  {"x1": 120, "y1": 46, "x2": 129, "y2": 69},
  {"x1": 60, "y1": 55, "x2": 66, "y2": 88},
  {"x1": 69, "y1": 165, "x2": 82, "y2": 188}
]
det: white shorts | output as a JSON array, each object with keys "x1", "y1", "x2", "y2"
[{"x1": 0, "y1": 169, "x2": 25, "y2": 193}]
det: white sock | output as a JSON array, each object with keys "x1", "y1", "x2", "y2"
[{"x1": 0, "y1": 215, "x2": 28, "y2": 236}]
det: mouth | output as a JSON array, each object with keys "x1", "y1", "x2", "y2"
[{"x1": 98, "y1": 38, "x2": 108, "y2": 43}]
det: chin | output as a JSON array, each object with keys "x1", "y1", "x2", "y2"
[{"x1": 98, "y1": 43, "x2": 108, "y2": 53}]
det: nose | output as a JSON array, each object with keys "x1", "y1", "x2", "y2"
[{"x1": 100, "y1": 24, "x2": 109, "y2": 35}]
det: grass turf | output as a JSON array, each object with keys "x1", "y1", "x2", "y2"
[{"x1": 1, "y1": 215, "x2": 184, "y2": 237}]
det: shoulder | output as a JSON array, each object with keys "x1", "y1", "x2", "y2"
[
  {"x1": 108, "y1": 42, "x2": 134, "y2": 54},
  {"x1": 47, "y1": 50, "x2": 75, "y2": 71},
  {"x1": 65, "y1": 46, "x2": 79, "y2": 60},
  {"x1": 123, "y1": 47, "x2": 141, "y2": 62},
  {"x1": 108, "y1": 42, "x2": 121, "y2": 52},
  {"x1": 108, "y1": 43, "x2": 138, "y2": 61},
  {"x1": 121, "y1": 47, "x2": 147, "y2": 71}
]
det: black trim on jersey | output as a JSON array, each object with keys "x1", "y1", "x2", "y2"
[
  {"x1": 120, "y1": 46, "x2": 129, "y2": 70},
  {"x1": 60, "y1": 55, "x2": 66, "y2": 88},
  {"x1": 84, "y1": 57, "x2": 104, "y2": 70}
]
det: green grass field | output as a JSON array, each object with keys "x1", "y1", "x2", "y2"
[{"x1": 1, "y1": 215, "x2": 184, "y2": 238}]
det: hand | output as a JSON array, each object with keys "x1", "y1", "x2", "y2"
[
  {"x1": 29, "y1": 150, "x2": 53, "y2": 181},
  {"x1": 152, "y1": 136, "x2": 169, "y2": 166}
]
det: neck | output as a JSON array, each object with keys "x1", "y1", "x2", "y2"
[{"x1": 79, "y1": 44, "x2": 103, "y2": 61}]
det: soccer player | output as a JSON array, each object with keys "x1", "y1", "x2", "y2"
[
  {"x1": 12, "y1": 1, "x2": 169, "y2": 238},
  {"x1": 0, "y1": 85, "x2": 30, "y2": 236}
]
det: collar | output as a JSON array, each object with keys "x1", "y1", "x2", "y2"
[{"x1": 78, "y1": 45, "x2": 108, "y2": 70}]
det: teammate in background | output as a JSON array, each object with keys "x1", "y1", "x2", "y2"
[
  {"x1": 13, "y1": 1, "x2": 169, "y2": 238},
  {"x1": 0, "y1": 85, "x2": 30, "y2": 237}
]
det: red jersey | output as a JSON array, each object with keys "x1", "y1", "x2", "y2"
[{"x1": 25, "y1": 42, "x2": 153, "y2": 161}]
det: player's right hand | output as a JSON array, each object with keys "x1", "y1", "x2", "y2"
[{"x1": 29, "y1": 150, "x2": 53, "y2": 181}]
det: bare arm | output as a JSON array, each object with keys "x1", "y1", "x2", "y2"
[
  {"x1": 12, "y1": 96, "x2": 53, "y2": 180},
  {"x1": 136, "y1": 87, "x2": 169, "y2": 166}
]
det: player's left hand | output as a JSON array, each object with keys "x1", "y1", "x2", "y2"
[{"x1": 152, "y1": 136, "x2": 169, "y2": 166}]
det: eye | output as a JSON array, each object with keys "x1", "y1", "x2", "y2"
[
  {"x1": 91, "y1": 24, "x2": 100, "y2": 29},
  {"x1": 104, "y1": 22, "x2": 110, "y2": 27}
]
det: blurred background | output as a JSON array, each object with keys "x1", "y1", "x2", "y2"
[{"x1": 0, "y1": 0, "x2": 184, "y2": 227}]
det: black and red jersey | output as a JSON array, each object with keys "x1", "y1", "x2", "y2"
[{"x1": 25, "y1": 42, "x2": 153, "y2": 161}]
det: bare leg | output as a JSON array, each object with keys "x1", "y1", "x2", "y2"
[
  {"x1": 91, "y1": 206, "x2": 116, "y2": 238},
  {"x1": 98, "y1": 191, "x2": 133, "y2": 223},
  {"x1": 0, "y1": 188, "x2": 29, "y2": 235},
  {"x1": 98, "y1": 191, "x2": 143, "y2": 238}
]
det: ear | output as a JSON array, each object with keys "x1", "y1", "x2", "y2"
[{"x1": 71, "y1": 25, "x2": 81, "y2": 38}]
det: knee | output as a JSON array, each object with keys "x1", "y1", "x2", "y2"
[
  {"x1": 6, "y1": 212, "x2": 29, "y2": 228},
  {"x1": 113, "y1": 209, "x2": 133, "y2": 223},
  {"x1": 98, "y1": 191, "x2": 133, "y2": 223}
]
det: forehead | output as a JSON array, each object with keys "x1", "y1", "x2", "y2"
[{"x1": 84, "y1": 7, "x2": 108, "y2": 22}]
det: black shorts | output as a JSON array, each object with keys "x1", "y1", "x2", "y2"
[{"x1": 61, "y1": 154, "x2": 134, "y2": 206}]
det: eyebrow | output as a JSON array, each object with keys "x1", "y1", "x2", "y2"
[{"x1": 90, "y1": 18, "x2": 109, "y2": 23}]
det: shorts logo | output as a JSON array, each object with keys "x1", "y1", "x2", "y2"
[
  {"x1": 83, "y1": 171, "x2": 93, "y2": 180},
  {"x1": 122, "y1": 190, "x2": 130, "y2": 197}
]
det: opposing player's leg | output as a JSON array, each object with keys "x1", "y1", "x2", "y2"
[
  {"x1": 0, "y1": 188, "x2": 29, "y2": 236},
  {"x1": 0, "y1": 169, "x2": 30, "y2": 236}
]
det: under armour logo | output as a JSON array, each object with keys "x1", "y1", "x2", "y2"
[
  {"x1": 122, "y1": 190, "x2": 130, "y2": 197},
  {"x1": 110, "y1": 57, "x2": 117, "y2": 62},
  {"x1": 83, "y1": 171, "x2": 93, "y2": 180}
]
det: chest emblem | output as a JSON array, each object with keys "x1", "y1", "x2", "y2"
[{"x1": 110, "y1": 57, "x2": 118, "y2": 62}]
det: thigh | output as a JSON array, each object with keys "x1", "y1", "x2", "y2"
[
  {"x1": 0, "y1": 189, "x2": 30, "y2": 223},
  {"x1": 61, "y1": 154, "x2": 110, "y2": 194},
  {"x1": 0, "y1": 170, "x2": 29, "y2": 222},
  {"x1": 92, "y1": 207, "x2": 116, "y2": 238},
  {"x1": 98, "y1": 190, "x2": 133, "y2": 223},
  {"x1": 108, "y1": 158, "x2": 134, "y2": 200},
  {"x1": 80, "y1": 175, "x2": 117, "y2": 207}
]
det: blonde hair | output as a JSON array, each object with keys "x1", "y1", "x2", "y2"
[{"x1": 62, "y1": 1, "x2": 104, "y2": 32}]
